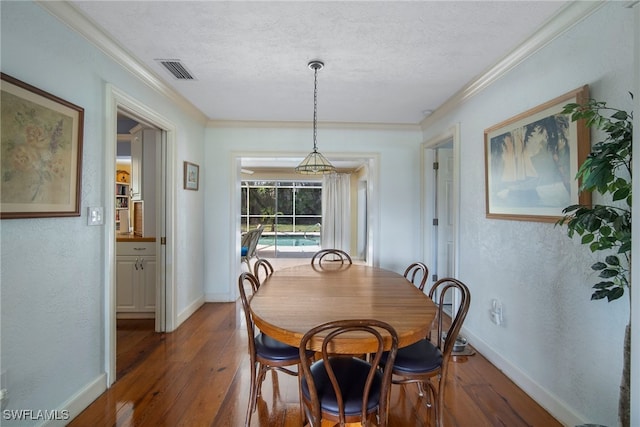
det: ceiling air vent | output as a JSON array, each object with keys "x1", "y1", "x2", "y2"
[{"x1": 156, "y1": 59, "x2": 196, "y2": 80}]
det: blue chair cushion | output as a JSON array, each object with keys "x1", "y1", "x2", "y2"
[
  {"x1": 381, "y1": 338, "x2": 442, "y2": 374},
  {"x1": 301, "y1": 357, "x2": 381, "y2": 417},
  {"x1": 255, "y1": 333, "x2": 301, "y2": 362},
  {"x1": 241, "y1": 246, "x2": 248, "y2": 256}
]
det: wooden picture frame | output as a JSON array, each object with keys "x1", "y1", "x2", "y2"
[
  {"x1": 183, "y1": 161, "x2": 199, "y2": 191},
  {"x1": 1, "y1": 73, "x2": 84, "y2": 219},
  {"x1": 484, "y1": 85, "x2": 591, "y2": 222}
]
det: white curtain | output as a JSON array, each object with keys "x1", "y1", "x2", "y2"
[{"x1": 321, "y1": 173, "x2": 351, "y2": 251}]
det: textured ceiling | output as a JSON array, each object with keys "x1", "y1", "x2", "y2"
[{"x1": 70, "y1": 1, "x2": 568, "y2": 125}]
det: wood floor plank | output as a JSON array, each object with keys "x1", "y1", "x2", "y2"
[{"x1": 69, "y1": 302, "x2": 561, "y2": 427}]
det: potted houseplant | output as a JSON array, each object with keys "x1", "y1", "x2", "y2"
[{"x1": 556, "y1": 95, "x2": 632, "y2": 427}]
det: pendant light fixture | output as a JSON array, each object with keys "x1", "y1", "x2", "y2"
[{"x1": 295, "y1": 60, "x2": 336, "y2": 174}]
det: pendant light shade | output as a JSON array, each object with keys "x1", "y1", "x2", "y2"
[
  {"x1": 295, "y1": 149, "x2": 336, "y2": 174},
  {"x1": 295, "y1": 60, "x2": 336, "y2": 174}
]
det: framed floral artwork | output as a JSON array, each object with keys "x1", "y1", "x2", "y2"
[
  {"x1": 484, "y1": 85, "x2": 591, "y2": 222},
  {"x1": 1, "y1": 73, "x2": 84, "y2": 219},
  {"x1": 183, "y1": 161, "x2": 199, "y2": 191}
]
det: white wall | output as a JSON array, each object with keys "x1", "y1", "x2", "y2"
[
  {"x1": 203, "y1": 124, "x2": 422, "y2": 300},
  {"x1": 0, "y1": 2, "x2": 206, "y2": 423},
  {"x1": 422, "y1": 3, "x2": 634, "y2": 426}
]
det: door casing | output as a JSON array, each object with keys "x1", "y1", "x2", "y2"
[{"x1": 421, "y1": 124, "x2": 461, "y2": 301}]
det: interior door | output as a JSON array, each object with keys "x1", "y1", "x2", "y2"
[{"x1": 436, "y1": 146, "x2": 454, "y2": 282}]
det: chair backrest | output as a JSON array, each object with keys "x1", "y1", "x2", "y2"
[
  {"x1": 247, "y1": 227, "x2": 264, "y2": 257},
  {"x1": 427, "y1": 277, "x2": 471, "y2": 361},
  {"x1": 240, "y1": 229, "x2": 254, "y2": 249},
  {"x1": 253, "y1": 258, "x2": 274, "y2": 284},
  {"x1": 403, "y1": 262, "x2": 429, "y2": 291},
  {"x1": 311, "y1": 249, "x2": 353, "y2": 266},
  {"x1": 298, "y1": 319, "x2": 398, "y2": 427},
  {"x1": 238, "y1": 272, "x2": 261, "y2": 355},
  {"x1": 241, "y1": 227, "x2": 264, "y2": 264}
]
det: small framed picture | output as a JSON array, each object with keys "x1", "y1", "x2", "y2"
[{"x1": 183, "y1": 161, "x2": 199, "y2": 191}]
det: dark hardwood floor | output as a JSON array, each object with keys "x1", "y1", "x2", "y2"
[{"x1": 69, "y1": 303, "x2": 561, "y2": 427}]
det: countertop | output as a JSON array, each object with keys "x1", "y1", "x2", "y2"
[{"x1": 116, "y1": 233, "x2": 156, "y2": 243}]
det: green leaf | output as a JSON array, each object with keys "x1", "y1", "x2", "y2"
[
  {"x1": 613, "y1": 187, "x2": 630, "y2": 201},
  {"x1": 607, "y1": 287, "x2": 625, "y2": 302},
  {"x1": 619, "y1": 241, "x2": 631, "y2": 253},
  {"x1": 599, "y1": 269, "x2": 619, "y2": 278},
  {"x1": 591, "y1": 290, "x2": 609, "y2": 300},
  {"x1": 605, "y1": 255, "x2": 620, "y2": 266},
  {"x1": 611, "y1": 110, "x2": 628, "y2": 120},
  {"x1": 581, "y1": 234, "x2": 595, "y2": 244},
  {"x1": 593, "y1": 281, "x2": 614, "y2": 289},
  {"x1": 591, "y1": 262, "x2": 607, "y2": 271}
]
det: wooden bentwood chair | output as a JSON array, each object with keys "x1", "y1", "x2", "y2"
[
  {"x1": 241, "y1": 226, "x2": 264, "y2": 271},
  {"x1": 253, "y1": 258, "x2": 275, "y2": 285},
  {"x1": 403, "y1": 262, "x2": 429, "y2": 291},
  {"x1": 381, "y1": 277, "x2": 471, "y2": 427},
  {"x1": 311, "y1": 249, "x2": 353, "y2": 266},
  {"x1": 238, "y1": 272, "x2": 308, "y2": 427},
  {"x1": 299, "y1": 319, "x2": 399, "y2": 427}
]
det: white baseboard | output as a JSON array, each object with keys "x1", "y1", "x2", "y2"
[
  {"x1": 462, "y1": 327, "x2": 585, "y2": 427},
  {"x1": 176, "y1": 295, "x2": 205, "y2": 328},
  {"x1": 204, "y1": 292, "x2": 235, "y2": 303},
  {"x1": 41, "y1": 373, "x2": 107, "y2": 427}
]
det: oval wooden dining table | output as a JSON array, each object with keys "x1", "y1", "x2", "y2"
[{"x1": 249, "y1": 263, "x2": 437, "y2": 354}]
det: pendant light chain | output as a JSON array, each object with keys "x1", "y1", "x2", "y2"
[
  {"x1": 312, "y1": 65, "x2": 319, "y2": 152},
  {"x1": 295, "y1": 59, "x2": 335, "y2": 174}
]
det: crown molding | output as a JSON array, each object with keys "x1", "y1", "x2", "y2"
[
  {"x1": 36, "y1": 1, "x2": 208, "y2": 125},
  {"x1": 420, "y1": 1, "x2": 605, "y2": 131}
]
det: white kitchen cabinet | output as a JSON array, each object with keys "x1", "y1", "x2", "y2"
[{"x1": 116, "y1": 241, "x2": 156, "y2": 318}]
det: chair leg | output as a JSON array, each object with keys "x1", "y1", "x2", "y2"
[
  {"x1": 435, "y1": 377, "x2": 445, "y2": 427},
  {"x1": 256, "y1": 363, "x2": 268, "y2": 398},
  {"x1": 269, "y1": 370, "x2": 282, "y2": 401},
  {"x1": 245, "y1": 361, "x2": 258, "y2": 427},
  {"x1": 296, "y1": 364, "x2": 306, "y2": 426}
]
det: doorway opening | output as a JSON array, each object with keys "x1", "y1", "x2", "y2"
[
  {"x1": 114, "y1": 113, "x2": 161, "y2": 378},
  {"x1": 105, "y1": 85, "x2": 176, "y2": 385},
  {"x1": 233, "y1": 154, "x2": 378, "y2": 275}
]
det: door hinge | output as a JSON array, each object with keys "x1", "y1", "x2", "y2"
[
  {"x1": 432, "y1": 218, "x2": 439, "y2": 226},
  {"x1": 432, "y1": 274, "x2": 438, "y2": 282},
  {"x1": 433, "y1": 161, "x2": 439, "y2": 170},
  {"x1": 160, "y1": 237, "x2": 166, "y2": 245}
]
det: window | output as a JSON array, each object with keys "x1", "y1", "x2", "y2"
[{"x1": 241, "y1": 181, "x2": 322, "y2": 234}]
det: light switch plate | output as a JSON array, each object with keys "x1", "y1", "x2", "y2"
[{"x1": 88, "y1": 207, "x2": 104, "y2": 226}]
